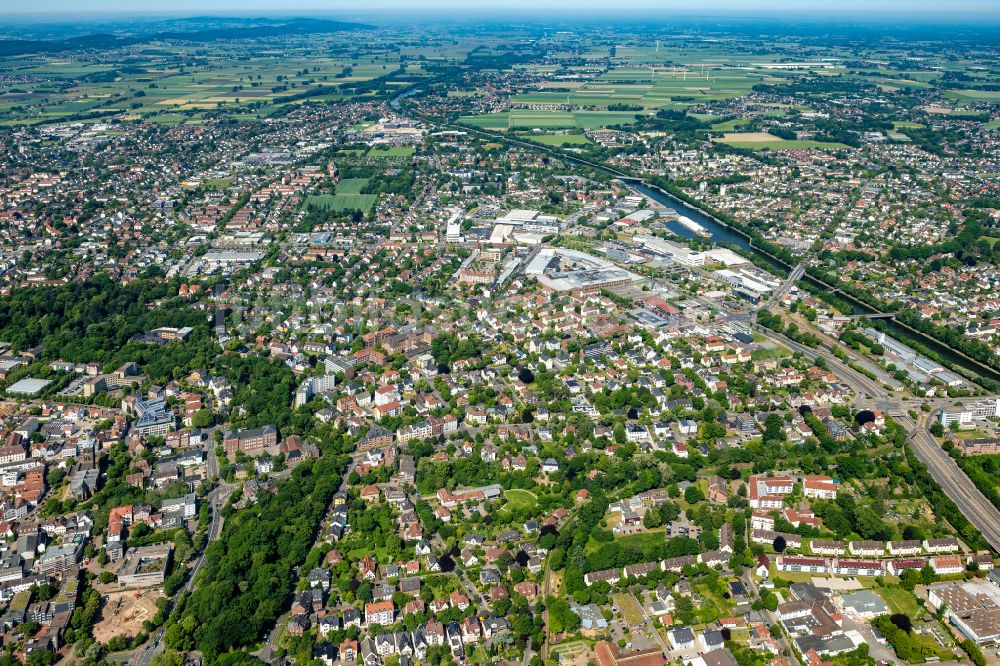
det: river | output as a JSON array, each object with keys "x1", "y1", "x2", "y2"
[{"x1": 624, "y1": 179, "x2": 1000, "y2": 385}]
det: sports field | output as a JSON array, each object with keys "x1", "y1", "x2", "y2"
[
  {"x1": 305, "y1": 193, "x2": 377, "y2": 212},
  {"x1": 334, "y1": 178, "x2": 370, "y2": 194},
  {"x1": 367, "y1": 146, "x2": 415, "y2": 158}
]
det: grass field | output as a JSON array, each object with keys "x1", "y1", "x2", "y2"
[
  {"x1": 501, "y1": 489, "x2": 538, "y2": 510},
  {"x1": 878, "y1": 587, "x2": 922, "y2": 618},
  {"x1": 202, "y1": 178, "x2": 234, "y2": 190},
  {"x1": 612, "y1": 593, "x2": 646, "y2": 627},
  {"x1": 986, "y1": 119, "x2": 1000, "y2": 130},
  {"x1": 305, "y1": 193, "x2": 376, "y2": 212},
  {"x1": 715, "y1": 133, "x2": 850, "y2": 151},
  {"x1": 334, "y1": 178, "x2": 370, "y2": 194},
  {"x1": 711, "y1": 118, "x2": 750, "y2": 131},
  {"x1": 586, "y1": 528, "x2": 664, "y2": 555},
  {"x1": 460, "y1": 109, "x2": 644, "y2": 131},
  {"x1": 946, "y1": 89, "x2": 1000, "y2": 101},
  {"x1": 367, "y1": 146, "x2": 415, "y2": 157},
  {"x1": 522, "y1": 133, "x2": 592, "y2": 145},
  {"x1": 751, "y1": 344, "x2": 791, "y2": 361}
]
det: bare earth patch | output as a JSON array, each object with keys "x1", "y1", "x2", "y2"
[{"x1": 93, "y1": 588, "x2": 163, "y2": 643}]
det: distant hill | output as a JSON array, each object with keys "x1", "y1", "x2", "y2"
[{"x1": 0, "y1": 18, "x2": 374, "y2": 58}]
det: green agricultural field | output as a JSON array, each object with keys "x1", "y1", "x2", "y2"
[
  {"x1": 711, "y1": 118, "x2": 751, "y2": 131},
  {"x1": 715, "y1": 133, "x2": 849, "y2": 151},
  {"x1": 986, "y1": 119, "x2": 1000, "y2": 129},
  {"x1": 458, "y1": 113, "x2": 510, "y2": 129},
  {"x1": 523, "y1": 133, "x2": 592, "y2": 145},
  {"x1": 947, "y1": 89, "x2": 1000, "y2": 101},
  {"x1": 508, "y1": 111, "x2": 577, "y2": 128},
  {"x1": 573, "y1": 111, "x2": 647, "y2": 128}
]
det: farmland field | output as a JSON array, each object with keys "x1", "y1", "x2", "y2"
[
  {"x1": 459, "y1": 110, "x2": 644, "y2": 130},
  {"x1": 715, "y1": 132, "x2": 849, "y2": 150},
  {"x1": 946, "y1": 89, "x2": 1000, "y2": 101},
  {"x1": 521, "y1": 134, "x2": 592, "y2": 145}
]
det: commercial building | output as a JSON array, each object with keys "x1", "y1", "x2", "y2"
[
  {"x1": 527, "y1": 248, "x2": 638, "y2": 294},
  {"x1": 118, "y1": 544, "x2": 172, "y2": 588},
  {"x1": 634, "y1": 236, "x2": 705, "y2": 267},
  {"x1": 928, "y1": 582, "x2": 1000, "y2": 645}
]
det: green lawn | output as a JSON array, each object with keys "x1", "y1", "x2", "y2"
[
  {"x1": 367, "y1": 146, "x2": 415, "y2": 157},
  {"x1": 878, "y1": 586, "x2": 922, "y2": 618},
  {"x1": 501, "y1": 488, "x2": 539, "y2": 511},
  {"x1": 522, "y1": 133, "x2": 591, "y2": 145},
  {"x1": 586, "y1": 528, "x2": 664, "y2": 555},
  {"x1": 305, "y1": 193, "x2": 377, "y2": 212},
  {"x1": 716, "y1": 138, "x2": 850, "y2": 151},
  {"x1": 612, "y1": 593, "x2": 646, "y2": 627},
  {"x1": 335, "y1": 178, "x2": 370, "y2": 194},
  {"x1": 751, "y1": 345, "x2": 791, "y2": 361}
]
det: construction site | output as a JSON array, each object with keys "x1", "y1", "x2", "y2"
[{"x1": 92, "y1": 588, "x2": 163, "y2": 643}]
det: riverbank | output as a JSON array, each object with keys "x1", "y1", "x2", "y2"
[{"x1": 627, "y1": 178, "x2": 1000, "y2": 388}]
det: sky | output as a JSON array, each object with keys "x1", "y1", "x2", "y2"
[{"x1": 3, "y1": 0, "x2": 1000, "y2": 16}]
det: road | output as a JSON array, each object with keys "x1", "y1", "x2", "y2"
[
  {"x1": 134, "y1": 465, "x2": 233, "y2": 666},
  {"x1": 754, "y1": 324, "x2": 891, "y2": 401},
  {"x1": 908, "y1": 417, "x2": 1000, "y2": 553},
  {"x1": 739, "y1": 568, "x2": 800, "y2": 666},
  {"x1": 629, "y1": 593, "x2": 670, "y2": 657},
  {"x1": 760, "y1": 263, "x2": 804, "y2": 313},
  {"x1": 257, "y1": 457, "x2": 357, "y2": 662}
]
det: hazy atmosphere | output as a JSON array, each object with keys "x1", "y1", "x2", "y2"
[{"x1": 0, "y1": 6, "x2": 999, "y2": 666}]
